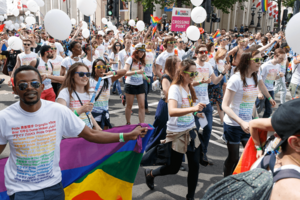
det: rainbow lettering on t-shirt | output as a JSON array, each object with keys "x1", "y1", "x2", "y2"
[
  {"x1": 264, "y1": 68, "x2": 278, "y2": 90},
  {"x1": 12, "y1": 121, "x2": 57, "y2": 183},
  {"x1": 238, "y1": 85, "x2": 258, "y2": 121},
  {"x1": 194, "y1": 68, "x2": 209, "y2": 98},
  {"x1": 177, "y1": 98, "x2": 194, "y2": 128}
]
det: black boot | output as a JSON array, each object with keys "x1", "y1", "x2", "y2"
[{"x1": 144, "y1": 169, "x2": 154, "y2": 190}]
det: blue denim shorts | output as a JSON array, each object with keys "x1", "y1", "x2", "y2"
[
  {"x1": 9, "y1": 182, "x2": 65, "y2": 200},
  {"x1": 223, "y1": 122, "x2": 250, "y2": 144}
]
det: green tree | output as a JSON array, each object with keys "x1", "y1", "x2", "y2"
[
  {"x1": 126, "y1": 0, "x2": 248, "y2": 14},
  {"x1": 273, "y1": 0, "x2": 295, "y2": 30}
]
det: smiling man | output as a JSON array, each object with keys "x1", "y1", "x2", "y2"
[{"x1": 0, "y1": 65, "x2": 147, "y2": 200}]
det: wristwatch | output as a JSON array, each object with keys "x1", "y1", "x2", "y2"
[{"x1": 221, "y1": 72, "x2": 226, "y2": 76}]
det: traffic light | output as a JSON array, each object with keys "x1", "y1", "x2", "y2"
[
  {"x1": 211, "y1": 13, "x2": 220, "y2": 23},
  {"x1": 107, "y1": 0, "x2": 114, "y2": 16}
]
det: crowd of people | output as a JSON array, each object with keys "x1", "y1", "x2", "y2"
[{"x1": 1, "y1": 20, "x2": 300, "y2": 200}]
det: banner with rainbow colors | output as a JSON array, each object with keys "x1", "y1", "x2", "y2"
[{"x1": 0, "y1": 124, "x2": 154, "y2": 200}]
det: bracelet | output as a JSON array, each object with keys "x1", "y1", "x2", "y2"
[
  {"x1": 194, "y1": 112, "x2": 198, "y2": 116},
  {"x1": 135, "y1": 71, "x2": 137, "y2": 75},
  {"x1": 268, "y1": 97, "x2": 272, "y2": 101},
  {"x1": 119, "y1": 133, "x2": 125, "y2": 142},
  {"x1": 255, "y1": 145, "x2": 262, "y2": 151},
  {"x1": 74, "y1": 110, "x2": 79, "y2": 117},
  {"x1": 198, "y1": 81, "x2": 202, "y2": 85},
  {"x1": 113, "y1": 71, "x2": 116, "y2": 76}
]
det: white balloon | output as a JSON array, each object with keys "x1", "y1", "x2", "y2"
[
  {"x1": 182, "y1": 37, "x2": 188, "y2": 43},
  {"x1": 4, "y1": 14, "x2": 7, "y2": 19},
  {"x1": 4, "y1": 20, "x2": 12, "y2": 26},
  {"x1": 29, "y1": 14, "x2": 34, "y2": 17},
  {"x1": 44, "y1": 9, "x2": 72, "y2": 40},
  {"x1": 136, "y1": 20, "x2": 145, "y2": 31},
  {"x1": 107, "y1": 21, "x2": 113, "y2": 28},
  {"x1": 34, "y1": 0, "x2": 44, "y2": 7},
  {"x1": 9, "y1": 24, "x2": 15, "y2": 31},
  {"x1": 191, "y1": 6, "x2": 207, "y2": 24},
  {"x1": 25, "y1": 11, "x2": 31, "y2": 16},
  {"x1": 25, "y1": 17, "x2": 36, "y2": 25},
  {"x1": 191, "y1": 0, "x2": 203, "y2": 6},
  {"x1": 12, "y1": 8, "x2": 20, "y2": 17},
  {"x1": 20, "y1": 16, "x2": 24, "y2": 21},
  {"x1": 27, "y1": 0, "x2": 39, "y2": 12},
  {"x1": 21, "y1": 23, "x2": 26, "y2": 28},
  {"x1": 77, "y1": 0, "x2": 97, "y2": 16},
  {"x1": 105, "y1": 28, "x2": 111, "y2": 33},
  {"x1": 82, "y1": 28, "x2": 90, "y2": 38},
  {"x1": 98, "y1": 31, "x2": 105, "y2": 36},
  {"x1": 186, "y1": 26, "x2": 200, "y2": 41},
  {"x1": 112, "y1": 25, "x2": 117, "y2": 31},
  {"x1": 128, "y1": 19, "x2": 135, "y2": 27},
  {"x1": 81, "y1": 21, "x2": 88, "y2": 29},
  {"x1": 14, "y1": 23, "x2": 20, "y2": 29},
  {"x1": 0, "y1": 16, "x2": 4, "y2": 21},
  {"x1": 102, "y1": 18, "x2": 107, "y2": 24},
  {"x1": 8, "y1": 36, "x2": 23, "y2": 50},
  {"x1": 71, "y1": 18, "x2": 76, "y2": 25},
  {"x1": 286, "y1": 13, "x2": 300, "y2": 54}
]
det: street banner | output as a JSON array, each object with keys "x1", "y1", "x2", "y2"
[
  {"x1": 120, "y1": 0, "x2": 129, "y2": 12},
  {"x1": 171, "y1": 7, "x2": 191, "y2": 32}
]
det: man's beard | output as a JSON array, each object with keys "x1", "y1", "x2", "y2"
[
  {"x1": 21, "y1": 91, "x2": 40, "y2": 106},
  {"x1": 48, "y1": 55, "x2": 54, "y2": 59}
]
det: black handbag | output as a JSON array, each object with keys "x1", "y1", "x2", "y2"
[{"x1": 141, "y1": 142, "x2": 172, "y2": 166}]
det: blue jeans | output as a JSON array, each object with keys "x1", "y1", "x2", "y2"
[
  {"x1": 9, "y1": 182, "x2": 64, "y2": 200},
  {"x1": 143, "y1": 76, "x2": 153, "y2": 109},
  {"x1": 112, "y1": 79, "x2": 122, "y2": 95},
  {"x1": 255, "y1": 90, "x2": 274, "y2": 118},
  {"x1": 194, "y1": 103, "x2": 212, "y2": 154}
]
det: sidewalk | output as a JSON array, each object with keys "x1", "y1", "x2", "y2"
[{"x1": 0, "y1": 72, "x2": 13, "y2": 95}]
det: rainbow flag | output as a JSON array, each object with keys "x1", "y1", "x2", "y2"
[
  {"x1": 0, "y1": 24, "x2": 5, "y2": 33},
  {"x1": 261, "y1": 0, "x2": 268, "y2": 12},
  {"x1": 150, "y1": 15, "x2": 161, "y2": 39},
  {"x1": 212, "y1": 30, "x2": 221, "y2": 39},
  {"x1": 0, "y1": 124, "x2": 154, "y2": 200},
  {"x1": 233, "y1": 130, "x2": 267, "y2": 175}
]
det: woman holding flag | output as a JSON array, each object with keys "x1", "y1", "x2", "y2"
[{"x1": 90, "y1": 58, "x2": 126, "y2": 130}]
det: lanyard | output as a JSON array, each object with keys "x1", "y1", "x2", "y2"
[{"x1": 73, "y1": 91, "x2": 92, "y2": 126}]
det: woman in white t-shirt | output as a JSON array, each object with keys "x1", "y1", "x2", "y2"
[
  {"x1": 56, "y1": 62, "x2": 101, "y2": 130},
  {"x1": 144, "y1": 60, "x2": 206, "y2": 199},
  {"x1": 222, "y1": 49, "x2": 276, "y2": 177},
  {"x1": 90, "y1": 58, "x2": 126, "y2": 130},
  {"x1": 82, "y1": 44, "x2": 95, "y2": 72},
  {"x1": 124, "y1": 43, "x2": 149, "y2": 125},
  {"x1": 61, "y1": 41, "x2": 84, "y2": 76},
  {"x1": 109, "y1": 42, "x2": 123, "y2": 96}
]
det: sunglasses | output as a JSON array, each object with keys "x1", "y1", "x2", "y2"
[
  {"x1": 220, "y1": 39, "x2": 228, "y2": 42},
  {"x1": 75, "y1": 72, "x2": 91, "y2": 77},
  {"x1": 45, "y1": 63, "x2": 49, "y2": 71},
  {"x1": 51, "y1": 47, "x2": 57, "y2": 50},
  {"x1": 179, "y1": 41, "x2": 184, "y2": 43},
  {"x1": 115, "y1": 45, "x2": 121, "y2": 47},
  {"x1": 146, "y1": 42, "x2": 152, "y2": 45},
  {"x1": 239, "y1": 40, "x2": 246, "y2": 43},
  {"x1": 95, "y1": 65, "x2": 107, "y2": 69},
  {"x1": 199, "y1": 50, "x2": 208, "y2": 55},
  {"x1": 184, "y1": 71, "x2": 199, "y2": 77},
  {"x1": 23, "y1": 43, "x2": 30, "y2": 46},
  {"x1": 187, "y1": 95, "x2": 193, "y2": 107},
  {"x1": 167, "y1": 41, "x2": 176, "y2": 44},
  {"x1": 250, "y1": 58, "x2": 263, "y2": 63},
  {"x1": 18, "y1": 81, "x2": 41, "y2": 91}
]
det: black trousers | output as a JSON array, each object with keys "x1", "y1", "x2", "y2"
[{"x1": 152, "y1": 147, "x2": 201, "y2": 198}]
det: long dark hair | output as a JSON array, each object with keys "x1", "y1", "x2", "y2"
[
  {"x1": 59, "y1": 63, "x2": 90, "y2": 101},
  {"x1": 235, "y1": 49, "x2": 260, "y2": 87},
  {"x1": 165, "y1": 55, "x2": 178, "y2": 78},
  {"x1": 112, "y1": 42, "x2": 122, "y2": 54},
  {"x1": 91, "y1": 58, "x2": 109, "y2": 91},
  {"x1": 132, "y1": 50, "x2": 146, "y2": 66},
  {"x1": 165, "y1": 59, "x2": 197, "y2": 102}
]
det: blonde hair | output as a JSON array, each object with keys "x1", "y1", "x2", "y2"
[{"x1": 215, "y1": 48, "x2": 227, "y2": 63}]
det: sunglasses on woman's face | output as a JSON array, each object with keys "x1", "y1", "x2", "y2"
[
  {"x1": 179, "y1": 41, "x2": 184, "y2": 43},
  {"x1": 250, "y1": 58, "x2": 263, "y2": 63},
  {"x1": 199, "y1": 50, "x2": 208, "y2": 55},
  {"x1": 18, "y1": 81, "x2": 41, "y2": 91},
  {"x1": 95, "y1": 65, "x2": 107, "y2": 69},
  {"x1": 167, "y1": 41, "x2": 176, "y2": 44},
  {"x1": 51, "y1": 47, "x2": 57, "y2": 50},
  {"x1": 220, "y1": 38, "x2": 228, "y2": 42},
  {"x1": 75, "y1": 72, "x2": 91, "y2": 77},
  {"x1": 184, "y1": 71, "x2": 199, "y2": 77},
  {"x1": 23, "y1": 43, "x2": 30, "y2": 46}
]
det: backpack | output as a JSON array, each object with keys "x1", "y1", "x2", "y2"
[
  {"x1": 201, "y1": 152, "x2": 300, "y2": 200},
  {"x1": 35, "y1": 58, "x2": 54, "y2": 70}
]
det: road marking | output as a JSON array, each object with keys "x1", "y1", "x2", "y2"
[{"x1": 109, "y1": 101, "x2": 159, "y2": 114}]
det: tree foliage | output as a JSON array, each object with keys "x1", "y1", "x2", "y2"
[{"x1": 126, "y1": 0, "x2": 248, "y2": 14}]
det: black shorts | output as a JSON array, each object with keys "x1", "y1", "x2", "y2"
[{"x1": 124, "y1": 84, "x2": 145, "y2": 95}]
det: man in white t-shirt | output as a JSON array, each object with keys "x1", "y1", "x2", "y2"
[
  {"x1": 175, "y1": 38, "x2": 185, "y2": 60},
  {"x1": 44, "y1": 36, "x2": 64, "y2": 57},
  {"x1": 0, "y1": 66, "x2": 147, "y2": 199},
  {"x1": 290, "y1": 54, "x2": 300, "y2": 99},
  {"x1": 96, "y1": 35, "x2": 108, "y2": 62},
  {"x1": 193, "y1": 44, "x2": 229, "y2": 164},
  {"x1": 256, "y1": 48, "x2": 285, "y2": 118},
  {"x1": 155, "y1": 36, "x2": 180, "y2": 80}
]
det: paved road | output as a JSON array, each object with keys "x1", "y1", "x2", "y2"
[{"x1": 0, "y1": 72, "x2": 289, "y2": 199}]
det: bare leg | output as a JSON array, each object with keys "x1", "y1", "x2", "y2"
[
  {"x1": 125, "y1": 93, "x2": 134, "y2": 124},
  {"x1": 136, "y1": 93, "x2": 145, "y2": 123},
  {"x1": 216, "y1": 102, "x2": 224, "y2": 123}
]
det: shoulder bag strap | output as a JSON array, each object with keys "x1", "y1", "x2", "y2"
[
  {"x1": 73, "y1": 91, "x2": 92, "y2": 126},
  {"x1": 95, "y1": 84, "x2": 105, "y2": 101},
  {"x1": 273, "y1": 169, "x2": 300, "y2": 183}
]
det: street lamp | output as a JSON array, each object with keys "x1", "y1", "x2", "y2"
[
  {"x1": 256, "y1": 8, "x2": 262, "y2": 28},
  {"x1": 250, "y1": 4, "x2": 256, "y2": 26}
]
